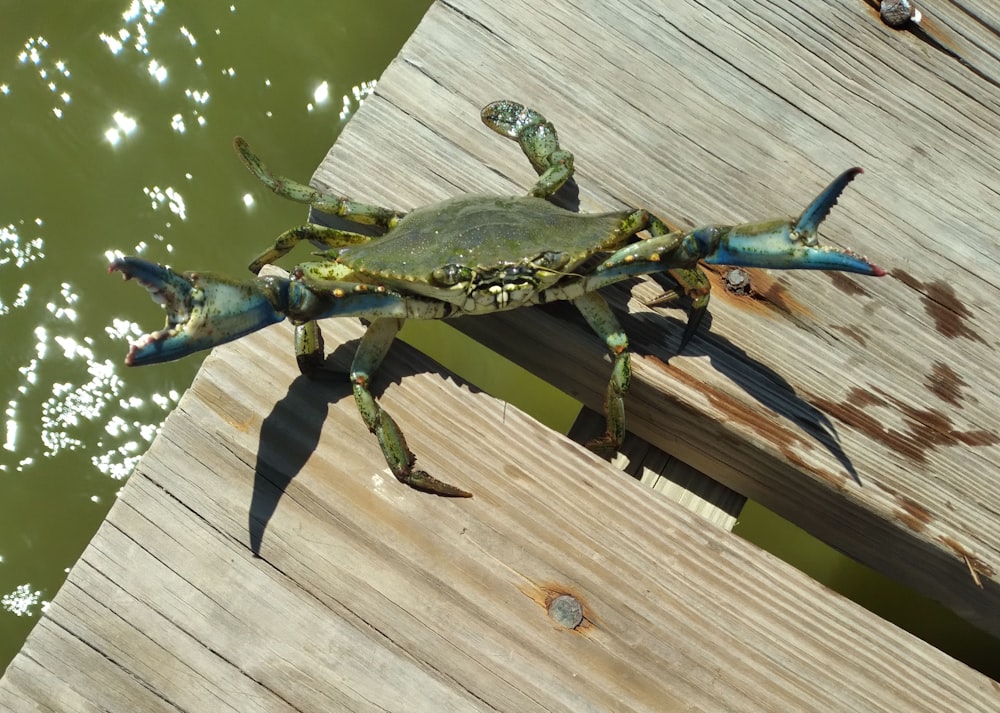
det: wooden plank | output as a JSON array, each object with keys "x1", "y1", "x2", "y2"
[
  {"x1": 4, "y1": 0, "x2": 1000, "y2": 708},
  {"x1": 568, "y1": 407, "x2": 745, "y2": 530},
  {"x1": 1, "y1": 315, "x2": 996, "y2": 711},
  {"x1": 304, "y1": 0, "x2": 1000, "y2": 637}
]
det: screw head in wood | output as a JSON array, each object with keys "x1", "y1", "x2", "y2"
[
  {"x1": 880, "y1": 0, "x2": 921, "y2": 28},
  {"x1": 547, "y1": 593, "x2": 584, "y2": 629},
  {"x1": 724, "y1": 268, "x2": 752, "y2": 295}
]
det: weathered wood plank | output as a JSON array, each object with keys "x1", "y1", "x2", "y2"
[
  {"x1": 568, "y1": 407, "x2": 746, "y2": 530},
  {"x1": 1, "y1": 315, "x2": 996, "y2": 711},
  {"x1": 306, "y1": 0, "x2": 1000, "y2": 637},
  {"x1": 4, "y1": 0, "x2": 1000, "y2": 708}
]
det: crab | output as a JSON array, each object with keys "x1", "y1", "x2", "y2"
[{"x1": 110, "y1": 99, "x2": 884, "y2": 498}]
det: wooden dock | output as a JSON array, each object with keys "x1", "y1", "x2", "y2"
[{"x1": 3, "y1": 0, "x2": 1000, "y2": 709}]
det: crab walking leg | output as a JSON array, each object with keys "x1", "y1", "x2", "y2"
[
  {"x1": 573, "y1": 292, "x2": 631, "y2": 454},
  {"x1": 666, "y1": 267, "x2": 713, "y2": 350},
  {"x1": 293, "y1": 321, "x2": 327, "y2": 375},
  {"x1": 248, "y1": 224, "x2": 377, "y2": 274},
  {"x1": 617, "y1": 209, "x2": 716, "y2": 349},
  {"x1": 234, "y1": 136, "x2": 406, "y2": 228},
  {"x1": 480, "y1": 100, "x2": 574, "y2": 199},
  {"x1": 580, "y1": 172, "x2": 883, "y2": 347},
  {"x1": 350, "y1": 318, "x2": 472, "y2": 498}
]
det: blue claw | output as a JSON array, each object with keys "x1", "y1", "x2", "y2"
[
  {"x1": 109, "y1": 257, "x2": 285, "y2": 365},
  {"x1": 698, "y1": 169, "x2": 885, "y2": 276},
  {"x1": 794, "y1": 167, "x2": 863, "y2": 244}
]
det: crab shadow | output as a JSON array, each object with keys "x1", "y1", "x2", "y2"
[
  {"x1": 246, "y1": 334, "x2": 486, "y2": 556},
  {"x1": 247, "y1": 338, "x2": 358, "y2": 556},
  {"x1": 608, "y1": 297, "x2": 861, "y2": 484}
]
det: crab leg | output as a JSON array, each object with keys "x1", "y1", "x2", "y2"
[
  {"x1": 108, "y1": 257, "x2": 447, "y2": 364},
  {"x1": 594, "y1": 169, "x2": 884, "y2": 281},
  {"x1": 481, "y1": 100, "x2": 574, "y2": 199},
  {"x1": 664, "y1": 267, "x2": 713, "y2": 350},
  {"x1": 108, "y1": 257, "x2": 286, "y2": 365},
  {"x1": 350, "y1": 318, "x2": 472, "y2": 497},
  {"x1": 234, "y1": 136, "x2": 406, "y2": 228},
  {"x1": 111, "y1": 256, "x2": 468, "y2": 496},
  {"x1": 582, "y1": 170, "x2": 883, "y2": 346},
  {"x1": 247, "y1": 224, "x2": 376, "y2": 275},
  {"x1": 573, "y1": 292, "x2": 631, "y2": 454}
]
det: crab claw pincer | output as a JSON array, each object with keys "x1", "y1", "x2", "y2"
[
  {"x1": 109, "y1": 256, "x2": 285, "y2": 365},
  {"x1": 697, "y1": 168, "x2": 886, "y2": 276}
]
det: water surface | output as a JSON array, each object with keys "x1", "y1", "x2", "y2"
[{"x1": 0, "y1": 0, "x2": 433, "y2": 669}]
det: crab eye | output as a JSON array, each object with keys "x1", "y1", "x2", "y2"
[
  {"x1": 535, "y1": 251, "x2": 570, "y2": 271},
  {"x1": 432, "y1": 264, "x2": 473, "y2": 286}
]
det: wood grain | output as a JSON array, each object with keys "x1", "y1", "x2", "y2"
[
  {"x1": 3, "y1": 0, "x2": 1000, "y2": 709},
  {"x1": 1, "y1": 314, "x2": 996, "y2": 710},
  {"x1": 307, "y1": 0, "x2": 1000, "y2": 638}
]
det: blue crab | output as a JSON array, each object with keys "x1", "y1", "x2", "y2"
[{"x1": 110, "y1": 100, "x2": 884, "y2": 497}]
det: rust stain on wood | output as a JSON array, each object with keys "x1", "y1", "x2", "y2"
[
  {"x1": 810, "y1": 386, "x2": 998, "y2": 465},
  {"x1": 893, "y1": 270, "x2": 985, "y2": 343},
  {"x1": 894, "y1": 494, "x2": 933, "y2": 533},
  {"x1": 925, "y1": 361, "x2": 966, "y2": 407},
  {"x1": 827, "y1": 271, "x2": 872, "y2": 298},
  {"x1": 702, "y1": 266, "x2": 814, "y2": 320},
  {"x1": 519, "y1": 581, "x2": 596, "y2": 634},
  {"x1": 663, "y1": 366, "x2": 848, "y2": 488},
  {"x1": 196, "y1": 377, "x2": 256, "y2": 432},
  {"x1": 832, "y1": 325, "x2": 869, "y2": 346}
]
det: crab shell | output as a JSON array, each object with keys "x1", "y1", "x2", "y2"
[{"x1": 301, "y1": 195, "x2": 633, "y2": 312}]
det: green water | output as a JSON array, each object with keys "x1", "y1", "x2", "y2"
[
  {"x1": 1, "y1": 0, "x2": 997, "y2": 683},
  {"x1": 0, "y1": 0, "x2": 436, "y2": 670}
]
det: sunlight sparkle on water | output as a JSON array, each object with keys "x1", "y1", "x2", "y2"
[
  {"x1": 2, "y1": 221, "x2": 179, "y2": 488},
  {"x1": 123, "y1": 0, "x2": 166, "y2": 24},
  {"x1": 105, "y1": 110, "x2": 138, "y2": 146},
  {"x1": 314, "y1": 81, "x2": 329, "y2": 104},
  {"x1": 4, "y1": 402, "x2": 17, "y2": 452},
  {"x1": 1, "y1": 585, "x2": 44, "y2": 617},
  {"x1": 41, "y1": 358, "x2": 123, "y2": 456},
  {"x1": 339, "y1": 80, "x2": 377, "y2": 121},
  {"x1": 143, "y1": 186, "x2": 187, "y2": 221},
  {"x1": 148, "y1": 59, "x2": 168, "y2": 83},
  {"x1": 16, "y1": 37, "x2": 73, "y2": 119},
  {"x1": 99, "y1": 30, "x2": 128, "y2": 55},
  {"x1": 45, "y1": 283, "x2": 80, "y2": 322},
  {"x1": 101, "y1": 1, "x2": 171, "y2": 86},
  {"x1": 1, "y1": 224, "x2": 46, "y2": 268}
]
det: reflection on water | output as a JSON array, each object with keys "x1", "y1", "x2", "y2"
[
  {"x1": 0, "y1": 585, "x2": 43, "y2": 619},
  {"x1": 17, "y1": 35, "x2": 72, "y2": 120},
  {"x1": 0, "y1": 0, "x2": 433, "y2": 670}
]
